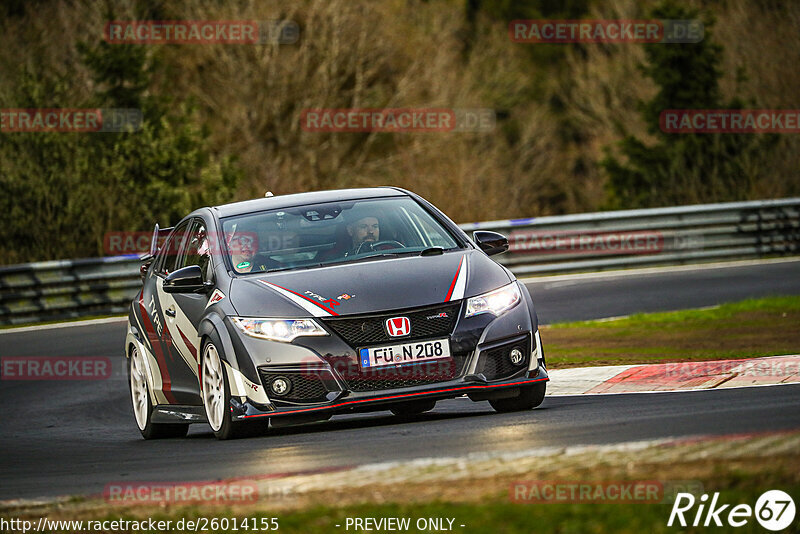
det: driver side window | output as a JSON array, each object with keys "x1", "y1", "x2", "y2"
[
  {"x1": 156, "y1": 221, "x2": 191, "y2": 276},
  {"x1": 178, "y1": 220, "x2": 213, "y2": 282}
]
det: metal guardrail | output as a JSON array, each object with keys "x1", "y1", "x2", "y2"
[
  {"x1": 0, "y1": 256, "x2": 141, "y2": 325},
  {"x1": 1, "y1": 198, "x2": 798, "y2": 325},
  {"x1": 461, "y1": 198, "x2": 800, "y2": 275}
]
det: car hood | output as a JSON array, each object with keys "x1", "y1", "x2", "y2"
[{"x1": 229, "y1": 249, "x2": 512, "y2": 317}]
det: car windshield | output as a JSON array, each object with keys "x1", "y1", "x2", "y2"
[{"x1": 221, "y1": 196, "x2": 462, "y2": 274}]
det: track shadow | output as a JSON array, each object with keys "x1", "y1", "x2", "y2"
[{"x1": 184, "y1": 405, "x2": 503, "y2": 441}]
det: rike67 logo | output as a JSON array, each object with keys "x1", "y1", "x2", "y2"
[{"x1": 669, "y1": 490, "x2": 796, "y2": 531}]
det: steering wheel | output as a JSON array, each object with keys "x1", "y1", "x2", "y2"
[{"x1": 354, "y1": 240, "x2": 405, "y2": 255}]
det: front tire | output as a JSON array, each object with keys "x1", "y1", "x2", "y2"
[
  {"x1": 128, "y1": 346, "x2": 189, "y2": 439},
  {"x1": 489, "y1": 382, "x2": 546, "y2": 413},
  {"x1": 201, "y1": 341, "x2": 267, "y2": 440}
]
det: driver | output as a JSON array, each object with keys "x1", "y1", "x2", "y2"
[
  {"x1": 317, "y1": 208, "x2": 401, "y2": 261},
  {"x1": 228, "y1": 232, "x2": 258, "y2": 272},
  {"x1": 346, "y1": 215, "x2": 380, "y2": 255}
]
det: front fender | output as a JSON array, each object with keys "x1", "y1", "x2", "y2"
[{"x1": 197, "y1": 312, "x2": 270, "y2": 406}]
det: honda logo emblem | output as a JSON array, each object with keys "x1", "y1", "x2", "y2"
[{"x1": 385, "y1": 316, "x2": 411, "y2": 337}]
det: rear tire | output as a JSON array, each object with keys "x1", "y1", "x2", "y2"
[
  {"x1": 489, "y1": 382, "x2": 546, "y2": 413},
  {"x1": 128, "y1": 346, "x2": 189, "y2": 439},
  {"x1": 201, "y1": 341, "x2": 267, "y2": 440},
  {"x1": 390, "y1": 400, "x2": 436, "y2": 417}
]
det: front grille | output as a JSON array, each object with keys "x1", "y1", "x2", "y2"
[
  {"x1": 257, "y1": 367, "x2": 339, "y2": 405},
  {"x1": 338, "y1": 352, "x2": 469, "y2": 392},
  {"x1": 321, "y1": 302, "x2": 461, "y2": 348},
  {"x1": 475, "y1": 337, "x2": 530, "y2": 381}
]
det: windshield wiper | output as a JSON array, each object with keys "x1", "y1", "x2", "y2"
[
  {"x1": 419, "y1": 246, "x2": 444, "y2": 256},
  {"x1": 353, "y1": 247, "x2": 449, "y2": 263},
  {"x1": 263, "y1": 262, "x2": 327, "y2": 274},
  {"x1": 260, "y1": 248, "x2": 448, "y2": 273},
  {"x1": 347, "y1": 250, "x2": 418, "y2": 263}
]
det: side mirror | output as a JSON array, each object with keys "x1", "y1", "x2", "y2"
[
  {"x1": 164, "y1": 265, "x2": 212, "y2": 294},
  {"x1": 473, "y1": 231, "x2": 509, "y2": 256}
]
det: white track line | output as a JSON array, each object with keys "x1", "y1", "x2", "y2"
[
  {"x1": 0, "y1": 316, "x2": 127, "y2": 334},
  {"x1": 518, "y1": 256, "x2": 800, "y2": 284},
  {"x1": 548, "y1": 381, "x2": 800, "y2": 397}
]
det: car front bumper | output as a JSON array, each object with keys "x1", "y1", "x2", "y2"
[
  {"x1": 226, "y1": 285, "x2": 547, "y2": 421},
  {"x1": 232, "y1": 367, "x2": 548, "y2": 422}
]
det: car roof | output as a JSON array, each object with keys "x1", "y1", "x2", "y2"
[{"x1": 210, "y1": 187, "x2": 408, "y2": 218}]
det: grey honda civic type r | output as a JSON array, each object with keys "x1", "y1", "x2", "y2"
[{"x1": 125, "y1": 187, "x2": 548, "y2": 439}]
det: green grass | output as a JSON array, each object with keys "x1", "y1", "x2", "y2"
[
  {"x1": 549, "y1": 296, "x2": 800, "y2": 329},
  {"x1": 542, "y1": 296, "x2": 800, "y2": 367}
]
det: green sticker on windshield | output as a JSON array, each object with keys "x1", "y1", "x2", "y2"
[{"x1": 236, "y1": 261, "x2": 251, "y2": 269}]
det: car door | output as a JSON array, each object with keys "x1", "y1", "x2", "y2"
[
  {"x1": 144, "y1": 219, "x2": 203, "y2": 405},
  {"x1": 156, "y1": 218, "x2": 215, "y2": 403}
]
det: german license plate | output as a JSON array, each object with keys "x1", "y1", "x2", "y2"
[{"x1": 359, "y1": 338, "x2": 450, "y2": 369}]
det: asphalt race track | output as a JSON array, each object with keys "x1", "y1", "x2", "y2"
[
  {"x1": 524, "y1": 258, "x2": 800, "y2": 323},
  {"x1": 2, "y1": 259, "x2": 800, "y2": 500}
]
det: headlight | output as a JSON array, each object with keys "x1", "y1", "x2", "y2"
[
  {"x1": 464, "y1": 282, "x2": 521, "y2": 318},
  {"x1": 231, "y1": 317, "x2": 328, "y2": 342}
]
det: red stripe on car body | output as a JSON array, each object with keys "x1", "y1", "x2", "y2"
[
  {"x1": 243, "y1": 377, "x2": 548, "y2": 418},
  {"x1": 176, "y1": 326, "x2": 197, "y2": 361},
  {"x1": 265, "y1": 281, "x2": 340, "y2": 316},
  {"x1": 176, "y1": 325, "x2": 203, "y2": 387},
  {"x1": 444, "y1": 255, "x2": 464, "y2": 301},
  {"x1": 137, "y1": 296, "x2": 177, "y2": 404}
]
